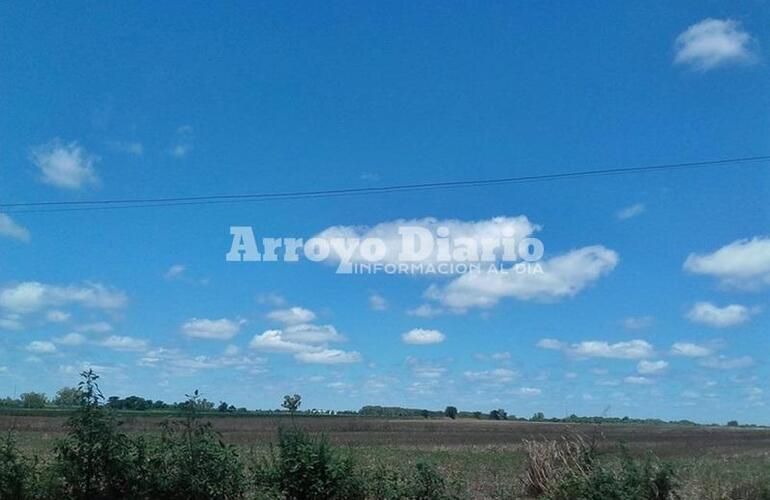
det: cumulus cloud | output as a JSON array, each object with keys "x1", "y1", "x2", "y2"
[
  {"x1": 686, "y1": 302, "x2": 754, "y2": 328},
  {"x1": 674, "y1": 19, "x2": 756, "y2": 71},
  {"x1": 139, "y1": 347, "x2": 265, "y2": 375},
  {"x1": 684, "y1": 237, "x2": 770, "y2": 290},
  {"x1": 266, "y1": 307, "x2": 316, "y2": 325},
  {"x1": 463, "y1": 368, "x2": 518, "y2": 383},
  {"x1": 294, "y1": 349, "x2": 362, "y2": 364},
  {"x1": 616, "y1": 203, "x2": 646, "y2": 220},
  {"x1": 101, "y1": 335, "x2": 148, "y2": 352},
  {"x1": 700, "y1": 355, "x2": 754, "y2": 370},
  {"x1": 637, "y1": 360, "x2": 668, "y2": 375},
  {"x1": 164, "y1": 264, "x2": 186, "y2": 280},
  {"x1": 426, "y1": 245, "x2": 618, "y2": 309},
  {"x1": 181, "y1": 318, "x2": 244, "y2": 340},
  {"x1": 406, "y1": 304, "x2": 443, "y2": 318},
  {"x1": 539, "y1": 338, "x2": 654, "y2": 360},
  {"x1": 0, "y1": 282, "x2": 127, "y2": 314},
  {"x1": 670, "y1": 342, "x2": 712, "y2": 358},
  {"x1": 30, "y1": 139, "x2": 99, "y2": 190},
  {"x1": 53, "y1": 333, "x2": 86, "y2": 346},
  {"x1": 401, "y1": 328, "x2": 445, "y2": 345},
  {"x1": 0, "y1": 214, "x2": 30, "y2": 242},
  {"x1": 26, "y1": 340, "x2": 57, "y2": 354},
  {"x1": 516, "y1": 387, "x2": 542, "y2": 397},
  {"x1": 315, "y1": 216, "x2": 539, "y2": 272},
  {"x1": 249, "y1": 322, "x2": 359, "y2": 365},
  {"x1": 622, "y1": 316, "x2": 654, "y2": 330},
  {"x1": 368, "y1": 293, "x2": 388, "y2": 311},
  {"x1": 46, "y1": 310, "x2": 71, "y2": 323}
]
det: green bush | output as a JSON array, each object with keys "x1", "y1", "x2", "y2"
[{"x1": 252, "y1": 427, "x2": 364, "y2": 499}]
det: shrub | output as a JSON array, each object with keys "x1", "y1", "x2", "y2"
[
  {"x1": 252, "y1": 427, "x2": 364, "y2": 500},
  {"x1": 0, "y1": 432, "x2": 39, "y2": 500}
]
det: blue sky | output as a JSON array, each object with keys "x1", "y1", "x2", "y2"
[{"x1": 0, "y1": 2, "x2": 769, "y2": 423}]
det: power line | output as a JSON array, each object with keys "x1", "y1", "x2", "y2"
[{"x1": 2, "y1": 154, "x2": 768, "y2": 214}]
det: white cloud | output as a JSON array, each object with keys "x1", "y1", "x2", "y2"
[
  {"x1": 26, "y1": 340, "x2": 57, "y2": 354},
  {"x1": 108, "y1": 140, "x2": 143, "y2": 156},
  {"x1": 426, "y1": 245, "x2": 618, "y2": 309},
  {"x1": 256, "y1": 292, "x2": 287, "y2": 307},
  {"x1": 281, "y1": 323, "x2": 344, "y2": 343},
  {"x1": 674, "y1": 19, "x2": 756, "y2": 71},
  {"x1": 0, "y1": 214, "x2": 30, "y2": 242},
  {"x1": 101, "y1": 335, "x2": 148, "y2": 352},
  {"x1": 181, "y1": 318, "x2": 244, "y2": 340},
  {"x1": 637, "y1": 360, "x2": 668, "y2": 375},
  {"x1": 684, "y1": 237, "x2": 770, "y2": 290},
  {"x1": 316, "y1": 216, "x2": 539, "y2": 273},
  {"x1": 616, "y1": 203, "x2": 646, "y2": 220},
  {"x1": 464, "y1": 368, "x2": 518, "y2": 383},
  {"x1": 686, "y1": 302, "x2": 754, "y2": 328},
  {"x1": 267, "y1": 307, "x2": 316, "y2": 325},
  {"x1": 169, "y1": 125, "x2": 194, "y2": 158},
  {"x1": 30, "y1": 139, "x2": 99, "y2": 190},
  {"x1": 0, "y1": 282, "x2": 127, "y2": 314},
  {"x1": 0, "y1": 315, "x2": 23, "y2": 331},
  {"x1": 139, "y1": 347, "x2": 265, "y2": 374},
  {"x1": 249, "y1": 329, "x2": 319, "y2": 353},
  {"x1": 164, "y1": 264, "x2": 186, "y2": 280},
  {"x1": 537, "y1": 338, "x2": 566, "y2": 350},
  {"x1": 224, "y1": 344, "x2": 240, "y2": 356},
  {"x1": 401, "y1": 328, "x2": 445, "y2": 345},
  {"x1": 622, "y1": 316, "x2": 654, "y2": 330},
  {"x1": 517, "y1": 387, "x2": 542, "y2": 397},
  {"x1": 700, "y1": 355, "x2": 754, "y2": 370},
  {"x1": 54, "y1": 333, "x2": 86, "y2": 346},
  {"x1": 406, "y1": 304, "x2": 443, "y2": 318},
  {"x1": 624, "y1": 376, "x2": 652, "y2": 385},
  {"x1": 46, "y1": 310, "x2": 71, "y2": 323},
  {"x1": 294, "y1": 349, "x2": 362, "y2": 364},
  {"x1": 369, "y1": 293, "x2": 388, "y2": 311},
  {"x1": 491, "y1": 352, "x2": 511, "y2": 361},
  {"x1": 76, "y1": 321, "x2": 113, "y2": 333},
  {"x1": 540, "y1": 338, "x2": 654, "y2": 360},
  {"x1": 670, "y1": 342, "x2": 712, "y2": 358}
]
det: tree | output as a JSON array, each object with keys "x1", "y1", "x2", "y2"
[
  {"x1": 727, "y1": 420, "x2": 739, "y2": 427},
  {"x1": 282, "y1": 394, "x2": 301, "y2": 415},
  {"x1": 54, "y1": 386, "x2": 84, "y2": 407},
  {"x1": 473, "y1": 411, "x2": 482, "y2": 419},
  {"x1": 20, "y1": 392, "x2": 47, "y2": 408},
  {"x1": 489, "y1": 408, "x2": 507, "y2": 420},
  {"x1": 444, "y1": 406, "x2": 458, "y2": 420},
  {"x1": 217, "y1": 401, "x2": 230, "y2": 412},
  {"x1": 531, "y1": 411, "x2": 545, "y2": 421}
]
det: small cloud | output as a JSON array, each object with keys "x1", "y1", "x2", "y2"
[
  {"x1": 406, "y1": 304, "x2": 443, "y2": 318},
  {"x1": 294, "y1": 349, "x2": 362, "y2": 365},
  {"x1": 674, "y1": 18, "x2": 756, "y2": 71},
  {"x1": 108, "y1": 140, "x2": 144, "y2": 156},
  {"x1": 700, "y1": 355, "x2": 754, "y2": 370},
  {"x1": 0, "y1": 214, "x2": 30, "y2": 242},
  {"x1": 164, "y1": 264, "x2": 186, "y2": 280},
  {"x1": 684, "y1": 236, "x2": 770, "y2": 290},
  {"x1": 539, "y1": 338, "x2": 654, "y2": 360},
  {"x1": 616, "y1": 203, "x2": 646, "y2": 220},
  {"x1": 30, "y1": 139, "x2": 99, "y2": 190},
  {"x1": 491, "y1": 352, "x2": 511, "y2": 361},
  {"x1": 517, "y1": 387, "x2": 542, "y2": 397},
  {"x1": 224, "y1": 345, "x2": 240, "y2": 356},
  {"x1": 464, "y1": 368, "x2": 518, "y2": 383},
  {"x1": 360, "y1": 172, "x2": 380, "y2": 182},
  {"x1": 101, "y1": 335, "x2": 148, "y2": 352},
  {"x1": 267, "y1": 307, "x2": 316, "y2": 325},
  {"x1": 624, "y1": 376, "x2": 652, "y2": 385},
  {"x1": 537, "y1": 338, "x2": 566, "y2": 350},
  {"x1": 26, "y1": 340, "x2": 57, "y2": 354},
  {"x1": 257, "y1": 292, "x2": 287, "y2": 307},
  {"x1": 637, "y1": 360, "x2": 668, "y2": 375},
  {"x1": 46, "y1": 310, "x2": 71, "y2": 323},
  {"x1": 622, "y1": 316, "x2": 654, "y2": 330},
  {"x1": 54, "y1": 333, "x2": 86, "y2": 346},
  {"x1": 401, "y1": 328, "x2": 446, "y2": 345},
  {"x1": 77, "y1": 321, "x2": 113, "y2": 334},
  {"x1": 181, "y1": 317, "x2": 244, "y2": 340},
  {"x1": 369, "y1": 293, "x2": 388, "y2": 311},
  {"x1": 670, "y1": 342, "x2": 712, "y2": 358},
  {"x1": 686, "y1": 301, "x2": 755, "y2": 328},
  {"x1": 169, "y1": 125, "x2": 194, "y2": 158}
]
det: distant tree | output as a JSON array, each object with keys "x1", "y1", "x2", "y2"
[
  {"x1": 421, "y1": 409, "x2": 429, "y2": 419},
  {"x1": 218, "y1": 401, "x2": 230, "y2": 412},
  {"x1": 473, "y1": 411, "x2": 482, "y2": 419},
  {"x1": 531, "y1": 411, "x2": 545, "y2": 421},
  {"x1": 444, "y1": 406, "x2": 458, "y2": 420},
  {"x1": 727, "y1": 420, "x2": 739, "y2": 427},
  {"x1": 54, "y1": 386, "x2": 83, "y2": 407},
  {"x1": 20, "y1": 392, "x2": 47, "y2": 408},
  {"x1": 489, "y1": 408, "x2": 507, "y2": 420},
  {"x1": 282, "y1": 394, "x2": 302, "y2": 415}
]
